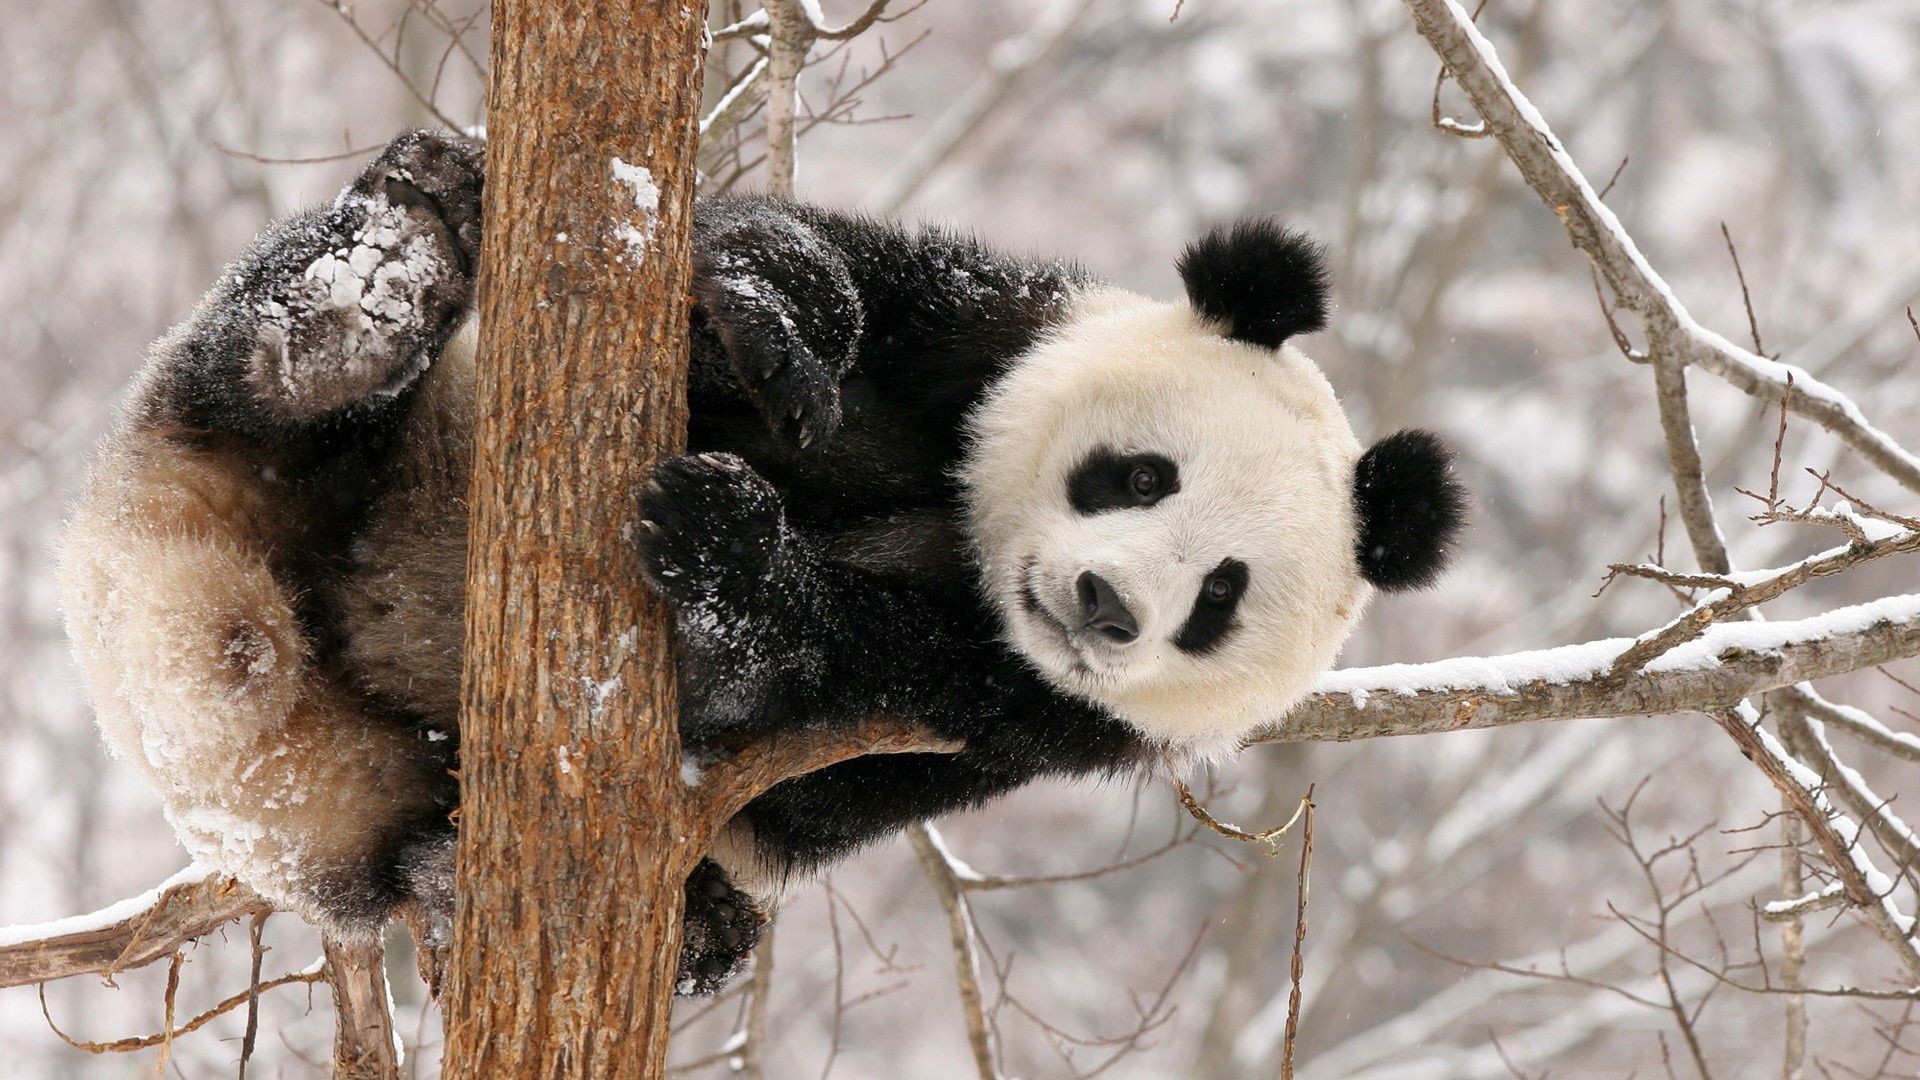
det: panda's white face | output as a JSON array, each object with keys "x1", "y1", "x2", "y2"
[{"x1": 961, "y1": 288, "x2": 1371, "y2": 758}]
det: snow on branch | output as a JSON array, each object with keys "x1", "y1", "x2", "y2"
[
  {"x1": 0, "y1": 867, "x2": 266, "y2": 990},
  {"x1": 1400, "y1": 0, "x2": 1920, "y2": 494},
  {"x1": 1256, "y1": 594, "x2": 1920, "y2": 744}
]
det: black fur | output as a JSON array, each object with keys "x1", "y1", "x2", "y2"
[
  {"x1": 1352, "y1": 429, "x2": 1467, "y2": 590},
  {"x1": 142, "y1": 133, "x2": 1131, "y2": 991},
  {"x1": 1172, "y1": 558, "x2": 1248, "y2": 655},
  {"x1": 1067, "y1": 449, "x2": 1180, "y2": 514},
  {"x1": 1176, "y1": 219, "x2": 1330, "y2": 349},
  {"x1": 651, "y1": 200, "x2": 1150, "y2": 877},
  {"x1": 150, "y1": 130, "x2": 481, "y2": 443}
]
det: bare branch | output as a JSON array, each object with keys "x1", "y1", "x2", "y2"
[
  {"x1": 1799, "y1": 693, "x2": 1920, "y2": 765},
  {"x1": 36, "y1": 960, "x2": 325, "y2": 1054},
  {"x1": 1763, "y1": 883, "x2": 1849, "y2": 924},
  {"x1": 909, "y1": 825, "x2": 1000, "y2": 1080},
  {"x1": 686, "y1": 714, "x2": 962, "y2": 829},
  {"x1": 1280, "y1": 792, "x2": 1316, "y2": 1080},
  {"x1": 1173, "y1": 779, "x2": 1310, "y2": 855},
  {"x1": 700, "y1": 57, "x2": 770, "y2": 141},
  {"x1": 324, "y1": 937, "x2": 400, "y2": 1079},
  {"x1": 310, "y1": 0, "x2": 465, "y2": 131},
  {"x1": 1606, "y1": 527, "x2": 1920, "y2": 676},
  {"x1": 760, "y1": 0, "x2": 812, "y2": 197},
  {"x1": 1711, "y1": 703, "x2": 1920, "y2": 982},
  {"x1": 1721, "y1": 222, "x2": 1768, "y2": 357},
  {"x1": 1779, "y1": 688, "x2": 1920, "y2": 882},
  {"x1": 1400, "y1": 0, "x2": 1920, "y2": 494}
]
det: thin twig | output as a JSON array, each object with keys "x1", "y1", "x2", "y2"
[
  {"x1": 239, "y1": 912, "x2": 269, "y2": 1079},
  {"x1": 1722, "y1": 222, "x2": 1768, "y2": 357},
  {"x1": 1280, "y1": 787, "x2": 1316, "y2": 1080},
  {"x1": 310, "y1": 0, "x2": 464, "y2": 130},
  {"x1": 36, "y1": 958, "x2": 325, "y2": 1054},
  {"x1": 1173, "y1": 779, "x2": 1310, "y2": 855}
]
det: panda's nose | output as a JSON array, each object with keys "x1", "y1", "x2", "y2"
[{"x1": 1076, "y1": 571, "x2": 1139, "y2": 644}]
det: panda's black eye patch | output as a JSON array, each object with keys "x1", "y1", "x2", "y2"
[
  {"x1": 1068, "y1": 449, "x2": 1180, "y2": 514},
  {"x1": 1174, "y1": 559, "x2": 1248, "y2": 655}
]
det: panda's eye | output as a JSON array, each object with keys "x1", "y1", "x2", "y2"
[
  {"x1": 1068, "y1": 449, "x2": 1180, "y2": 514},
  {"x1": 1175, "y1": 558, "x2": 1249, "y2": 655}
]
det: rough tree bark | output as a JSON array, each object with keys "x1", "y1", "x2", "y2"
[{"x1": 442, "y1": 2, "x2": 708, "y2": 1074}]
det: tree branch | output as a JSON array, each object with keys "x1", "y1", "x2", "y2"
[
  {"x1": 0, "y1": 870, "x2": 266, "y2": 990},
  {"x1": 1399, "y1": 0, "x2": 1920, "y2": 494},
  {"x1": 686, "y1": 715, "x2": 962, "y2": 829},
  {"x1": 908, "y1": 824, "x2": 1001, "y2": 1080},
  {"x1": 324, "y1": 938, "x2": 401, "y2": 1080},
  {"x1": 1259, "y1": 595, "x2": 1920, "y2": 744}
]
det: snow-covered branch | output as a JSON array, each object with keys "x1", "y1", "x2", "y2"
[
  {"x1": 1259, "y1": 595, "x2": 1920, "y2": 744},
  {"x1": 0, "y1": 868, "x2": 265, "y2": 990}
]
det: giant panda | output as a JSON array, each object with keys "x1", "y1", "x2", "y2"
[{"x1": 58, "y1": 129, "x2": 1465, "y2": 994}]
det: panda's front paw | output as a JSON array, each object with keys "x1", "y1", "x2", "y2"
[
  {"x1": 694, "y1": 277, "x2": 844, "y2": 450},
  {"x1": 638, "y1": 453, "x2": 789, "y2": 612},
  {"x1": 677, "y1": 860, "x2": 766, "y2": 996}
]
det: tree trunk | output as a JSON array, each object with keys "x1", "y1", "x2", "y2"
[{"x1": 443, "y1": 2, "x2": 706, "y2": 1075}]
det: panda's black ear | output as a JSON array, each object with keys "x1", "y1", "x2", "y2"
[
  {"x1": 1177, "y1": 219, "x2": 1330, "y2": 349},
  {"x1": 1353, "y1": 430, "x2": 1467, "y2": 591}
]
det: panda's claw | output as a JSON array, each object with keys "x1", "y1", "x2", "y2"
[{"x1": 694, "y1": 280, "x2": 844, "y2": 451}]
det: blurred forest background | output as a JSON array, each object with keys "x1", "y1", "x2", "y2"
[{"x1": 5, "y1": 0, "x2": 1920, "y2": 1075}]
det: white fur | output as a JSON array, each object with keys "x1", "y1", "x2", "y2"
[{"x1": 960, "y1": 287, "x2": 1369, "y2": 757}]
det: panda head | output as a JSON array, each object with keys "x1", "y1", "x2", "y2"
[{"x1": 960, "y1": 220, "x2": 1466, "y2": 758}]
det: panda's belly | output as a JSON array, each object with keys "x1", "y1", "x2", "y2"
[{"x1": 324, "y1": 330, "x2": 476, "y2": 723}]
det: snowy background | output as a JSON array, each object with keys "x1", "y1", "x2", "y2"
[{"x1": 5, "y1": 0, "x2": 1920, "y2": 1075}]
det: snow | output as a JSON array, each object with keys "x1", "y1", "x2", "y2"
[
  {"x1": 1763, "y1": 882, "x2": 1846, "y2": 917},
  {"x1": 699, "y1": 57, "x2": 769, "y2": 136},
  {"x1": 610, "y1": 156, "x2": 661, "y2": 261},
  {"x1": 1310, "y1": 592, "x2": 1920, "y2": 703},
  {"x1": 1718, "y1": 519, "x2": 1906, "y2": 588},
  {"x1": 922, "y1": 822, "x2": 986, "y2": 884},
  {"x1": 580, "y1": 673, "x2": 623, "y2": 721},
  {"x1": 255, "y1": 193, "x2": 448, "y2": 405},
  {"x1": 0, "y1": 863, "x2": 208, "y2": 948},
  {"x1": 611, "y1": 157, "x2": 660, "y2": 214},
  {"x1": 1808, "y1": 692, "x2": 1920, "y2": 757}
]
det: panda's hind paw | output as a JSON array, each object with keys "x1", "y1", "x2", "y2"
[
  {"x1": 638, "y1": 453, "x2": 790, "y2": 610},
  {"x1": 354, "y1": 129, "x2": 485, "y2": 272},
  {"x1": 229, "y1": 130, "x2": 483, "y2": 424},
  {"x1": 677, "y1": 860, "x2": 766, "y2": 996}
]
